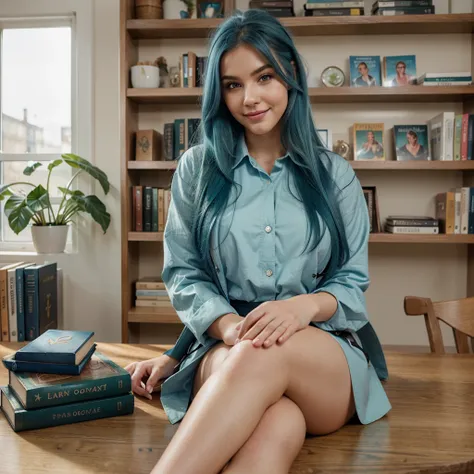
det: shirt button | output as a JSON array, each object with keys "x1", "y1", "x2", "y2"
[
  {"x1": 265, "y1": 225, "x2": 272, "y2": 233},
  {"x1": 265, "y1": 269, "x2": 273, "y2": 277}
]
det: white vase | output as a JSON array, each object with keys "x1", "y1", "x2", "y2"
[
  {"x1": 131, "y1": 65, "x2": 160, "y2": 88},
  {"x1": 31, "y1": 225, "x2": 69, "y2": 254}
]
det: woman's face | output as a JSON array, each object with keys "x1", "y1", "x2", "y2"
[
  {"x1": 367, "y1": 132, "x2": 374, "y2": 143},
  {"x1": 397, "y1": 63, "x2": 406, "y2": 76},
  {"x1": 220, "y1": 44, "x2": 289, "y2": 137}
]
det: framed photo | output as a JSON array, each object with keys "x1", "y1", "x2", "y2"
[
  {"x1": 393, "y1": 125, "x2": 430, "y2": 161},
  {"x1": 349, "y1": 56, "x2": 382, "y2": 87},
  {"x1": 353, "y1": 123, "x2": 385, "y2": 160},
  {"x1": 383, "y1": 55, "x2": 416, "y2": 87},
  {"x1": 317, "y1": 128, "x2": 333, "y2": 150},
  {"x1": 362, "y1": 186, "x2": 381, "y2": 233},
  {"x1": 198, "y1": 1, "x2": 224, "y2": 18}
]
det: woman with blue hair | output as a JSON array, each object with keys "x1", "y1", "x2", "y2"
[{"x1": 125, "y1": 9, "x2": 391, "y2": 474}]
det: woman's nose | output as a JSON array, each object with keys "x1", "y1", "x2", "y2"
[{"x1": 243, "y1": 84, "x2": 260, "y2": 107}]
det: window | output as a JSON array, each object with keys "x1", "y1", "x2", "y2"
[{"x1": 0, "y1": 0, "x2": 93, "y2": 253}]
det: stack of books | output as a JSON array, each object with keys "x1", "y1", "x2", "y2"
[
  {"x1": 134, "y1": 278, "x2": 170, "y2": 309},
  {"x1": 410, "y1": 72, "x2": 472, "y2": 87},
  {"x1": 372, "y1": 0, "x2": 435, "y2": 16},
  {"x1": 304, "y1": 0, "x2": 364, "y2": 16},
  {"x1": 0, "y1": 261, "x2": 61, "y2": 343},
  {"x1": 249, "y1": 0, "x2": 295, "y2": 17},
  {"x1": 0, "y1": 329, "x2": 134, "y2": 432},
  {"x1": 384, "y1": 216, "x2": 439, "y2": 234}
]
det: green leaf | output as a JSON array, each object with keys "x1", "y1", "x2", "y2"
[
  {"x1": 58, "y1": 187, "x2": 85, "y2": 197},
  {"x1": 70, "y1": 194, "x2": 110, "y2": 233},
  {"x1": 48, "y1": 159, "x2": 63, "y2": 171},
  {"x1": 0, "y1": 186, "x2": 13, "y2": 201},
  {"x1": 62, "y1": 153, "x2": 110, "y2": 195},
  {"x1": 23, "y1": 161, "x2": 43, "y2": 176},
  {"x1": 4, "y1": 195, "x2": 34, "y2": 234},
  {"x1": 26, "y1": 185, "x2": 50, "y2": 212}
]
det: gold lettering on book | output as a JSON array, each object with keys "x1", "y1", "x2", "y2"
[
  {"x1": 73, "y1": 384, "x2": 107, "y2": 396},
  {"x1": 48, "y1": 335, "x2": 72, "y2": 345},
  {"x1": 48, "y1": 390, "x2": 71, "y2": 399},
  {"x1": 45, "y1": 294, "x2": 52, "y2": 319},
  {"x1": 52, "y1": 407, "x2": 101, "y2": 420}
]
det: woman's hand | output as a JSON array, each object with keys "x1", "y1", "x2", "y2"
[
  {"x1": 221, "y1": 320, "x2": 242, "y2": 346},
  {"x1": 235, "y1": 296, "x2": 317, "y2": 348},
  {"x1": 125, "y1": 354, "x2": 178, "y2": 400}
]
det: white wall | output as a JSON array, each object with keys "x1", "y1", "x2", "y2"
[{"x1": 0, "y1": 0, "x2": 122, "y2": 343}]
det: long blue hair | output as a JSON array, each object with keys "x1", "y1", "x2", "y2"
[{"x1": 189, "y1": 9, "x2": 350, "y2": 284}]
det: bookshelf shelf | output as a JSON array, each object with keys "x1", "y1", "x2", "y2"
[
  {"x1": 369, "y1": 234, "x2": 474, "y2": 244},
  {"x1": 128, "y1": 161, "x2": 474, "y2": 172},
  {"x1": 129, "y1": 232, "x2": 163, "y2": 241},
  {"x1": 127, "y1": 86, "x2": 474, "y2": 105},
  {"x1": 127, "y1": 14, "x2": 474, "y2": 39},
  {"x1": 128, "y1": 306, "x2": 180, "y2": 324}
]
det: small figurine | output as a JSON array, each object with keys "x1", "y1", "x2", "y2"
[{"x1": 333, "y1": 140, "x2": 352, "y2": 160}]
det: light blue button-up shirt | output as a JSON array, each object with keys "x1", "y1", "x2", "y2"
[{"x1": 162, "y1": 133, "x2": 371, "y2": 348}]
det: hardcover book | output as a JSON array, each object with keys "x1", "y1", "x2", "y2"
[
  {"x1": 15, "y1": 329, "x2": 95, "y2": 365},
  {"x1": 349, "y1": 56, "x2": 381, "y2": 87},
  {"x1": 383, "y1": 55, "x2": 416, "y2": 87},
  {"x1": 353, "y1": 123, "x2": 385, "y2": 160},
  {"x1": 8, "y1": 351, "x2": 131, "y2": 410},
  {"x1": 1, "y1": 385, "x2": 134, "y2": 432},
  {"x1": 3, "y1": 344, "x2": 97, "y2": 376},
  {"x1": 393, "y1": 125, "x2": 429, "y2": 161}
]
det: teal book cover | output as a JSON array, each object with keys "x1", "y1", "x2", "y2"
[
  {"x1": 8, "y1": 351, "x2": 131, "y2": 410},
  {"x1": 393, "y1": 125, "x2": 430, "y2": 161},
  {"x1": 349, "y1": 56, "x2": 381, "y2": 87},
  {"x1": 15, "y1": 329, "x2": 95, "y2": 365},
  {"x1": 383, "y1": 55, "x2": 416, "y2": 87},
  {"x1": 1, "y1": 385, "x2": 134, "y2": 432}
]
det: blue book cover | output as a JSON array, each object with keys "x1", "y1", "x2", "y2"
[
  {"x1": 3, "y1": 344, "x2": 97, "y2": 376},
  {"x1": 393, "y1": 125, "x2": 430, "y2": 161},
  {"x1": 1, "y1": 385, "x2": 134, "y2": 432},
  {"x1": 15, "y1": 263, "x2": 34, "y2": 342},
  {"x1": 383, "y1": 55, "x2": 416, "y2": 87},
  {"x1": 349, "y1": 56, "x2": 381, "y2": 87},
  {"x1": 8, "y1": 351, "x2": 131, "y2": 410},
  {"x1": 14, "y1": 329, "x2": 95, "y2": 365}
]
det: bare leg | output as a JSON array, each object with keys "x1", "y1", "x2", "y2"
[
  {"x1": 222, "y1": 396, "x2": 306, "y2": 474},
  {"x1": 151, "y1": 327, "x2": 354, "y2": 474}
]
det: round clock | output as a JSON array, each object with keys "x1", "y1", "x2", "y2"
[{"x1": 321, "y1": 66, "x2": 345, "y2": 88}]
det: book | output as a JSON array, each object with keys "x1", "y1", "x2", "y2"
[
  {"x1": 386, "y1": 216, "x2": 438, "y2": 226},
  {"x1": 1, "y1": 385, "x2": 134, "y2": 432},
  {"x1": 349, "y1": 56, "x2": 381, "y2": 87},
  {"x1": 304, "y1": 1, "x2": 364, "y2": 7},
  {"x1": 3, "y1": 344, "x2": 97, "y2": 376},
  {"x1": 373, "y1": 0, "x2": 432, "y2": 7},
  {"x1": 393, "y1": 125, "x2": 429, "y2": 161},
  {"x1": 383, "y1": 55, "x2": 416, "y2": 87},
  {"x1": 15, "y1": 329, "x2": 95, "y2": 365},
  {"x1": 1, "y1": 262, "x2": 25, "y2": 342},
  {"x1": 304, "y1": 7, "x2": 363, "y2": 15},
  {"x1": 385, "y1": 225, "x2": 439, "y2": 234},
  {"x1": 135, "y1": 278, "x2": 166, "y2": 290},
  {"x1": 8, "y1": 351, "x2": 131, "y2": 410},
  {"x1": 353, "y1": 123, "x2": 385, "y2": 161},
  {"x1": 373, "y1": 6, "x2": 435, "y2": 14},
  {"x1": 428, "y1": 112, "x2": 455, "y2": 161}
]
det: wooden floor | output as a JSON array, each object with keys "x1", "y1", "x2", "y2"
[{"x1": 1, "y1": 343, "x2": 474, "y2": 474}]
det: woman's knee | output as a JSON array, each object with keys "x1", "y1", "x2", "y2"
[{"x1": 193, "y1": 342, "x2": 231, "y2": 396}]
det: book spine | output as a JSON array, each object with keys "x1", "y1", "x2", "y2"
[
  {"x1": 15, "y1": 267, "x2": 26, "y2": 342},
  {"x1": 163, "y1": 123, "x2": 174, "y2": 161},
  {"x1": 183, "y1": 54, "x2": 188, "y2": 87},
  {"x1": 152, "y1": 187, "x2": 159, "y2": 232},
  {"x1": 469, "y1": 188, "x2": 474, "y2": 234},
  {"x1": 7, "y1": 269, "x2": 17, "y2": 342},
  {"x1": 454, "y1": 115, "x2": 462, "y2": 161},
  {"x1": 136, "y1": 289, "x2": 169, "y2": 296},
  {"x1": 0, "y1": 270, "x2": 9, "y2": 342},
  {"x1": 305, "y1": 8, "x2": 362, "y2": 15},
  {"x1": 304, "y1": 1, "x2": 364, "y2": 7},
  {"x1": 386, "y1": 219, "x2": 438, "y2": 226},
  {"x1": 468, "y1": 115, "x2": 474, "y2": 160},
  {"x1": 143, "y1": 187, "x2": 153, "y2": 232},
  {"x1": 444, "y1": 113, "x2": 455, "y2": 161},
  {"x1": 135, "y1": 186, "x2": 143, "y2": 231},
  {"x1": 24, "y1": 267, "x2": 39, "y2": 341},
  {"x1": 385, "y1": 226, "x2": 439, "y2": 234},
  {"x1": 374, "y1": 6, "x2": 434, "y2": 14},
  {"x1": 12, "y1": 393, "x2": 134, "y2": 432},
  {"x1": 461, "y1": 187, "x2": 470, "y2": 234},
  {"x1": 461, "y1": 114, "x2": 469, "y2": 160},
  {"x1": 135, "y1": 282, "x2": 166, "y2": 290},
  {"x1": 38, "y1": 263, "x2": 57, "y2": 336},
  {"x1": 158, "y1": 188, "x2": 165, "y2": 232},
  {"x1": 454, "y1": 190, "x2": 461, "y2": 234},
  {"x1": 446, "y1": 191, "x2": 455, "y2": 234},
  {"x1": 24, "y1": 374, "x2": 132, "y2": 410},
  {"x1": 375, "y1": 0, "x2": 432, "y2": 6}
]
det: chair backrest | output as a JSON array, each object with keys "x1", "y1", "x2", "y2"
[{"x1": 404, "y1": 296, "x2": 474, "y2": 354}]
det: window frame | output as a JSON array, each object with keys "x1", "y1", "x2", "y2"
[{"x1": 0, "y1": 0, "x2": 93, "y2": 253}]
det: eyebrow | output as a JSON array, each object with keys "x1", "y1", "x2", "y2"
[{"x1": 221, "y1": 64, "x2": 273, "y2": 81}]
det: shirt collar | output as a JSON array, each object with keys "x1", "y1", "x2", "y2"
[{"x1": 232, "y1": 133, "x2": 291, "y2": 170}]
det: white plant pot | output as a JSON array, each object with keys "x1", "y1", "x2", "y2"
[
  {"x1": 131, "y1": 65, "x2": 160, "y2": 88},
  {"x1": 31, "y1": 225, "x2": 69, "y2": 254}
]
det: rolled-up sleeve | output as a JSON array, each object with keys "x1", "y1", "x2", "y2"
[
  {"x1": 312, "y1": 156, "x2": 370, "y2": 333},
  {"x1": 161, "y1": 147, "x2": 237, "y2": 346}
]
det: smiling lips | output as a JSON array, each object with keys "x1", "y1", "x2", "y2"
[{"x1": 244, "y1": 109, "x2": 269, "y2": 120}]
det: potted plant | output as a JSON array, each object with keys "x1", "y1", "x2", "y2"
[{"x1": 0, "y1": 153, "x2": 111, "y2": 254}]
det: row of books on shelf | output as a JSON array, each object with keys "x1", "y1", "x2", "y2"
[
  {"x1": 0, "y1": 262, "x2": 62, "y2": 343},
  {"x1": 0, "y1": 330, "x2": 134, "y2": 432},
  {"x1": 134, "y1": 119, "x2": 201, "y2": 162},
  {"x1": 352, "y1": 113, "x2": 474, "y2": 162},
  {"x1": 250, "y1": 0, "x2": 435, "y2": 17},
  {"x1": 132, "y1": 186, "x2": 171, "y2": 232},
  {"x1": 178, "y1": 53, "x2": 208, "y2": 88},
  {"x1": 134, "y1": 279, "x2": 169, "y2": 308},
  {"x1": 364, "y1": 187, "x2": 474, "y2": 235}
]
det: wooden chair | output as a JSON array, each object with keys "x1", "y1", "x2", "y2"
[{"x1": 404, "y1": 296, "x2": 474, "y2": 354}]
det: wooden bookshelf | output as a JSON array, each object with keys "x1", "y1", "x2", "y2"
[
  {"x1": 120, "y1": 1, "x2": 474, "y2": 342},
  {"x1": 127, "y1": 14, "x2": 474, "y2": 39},
  {"x1": 127, "y1": 85, "x2": 474, "y2": 105}
]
